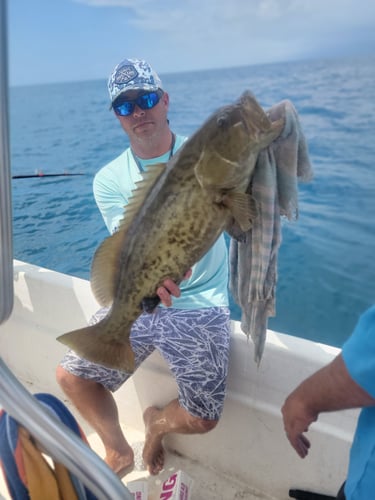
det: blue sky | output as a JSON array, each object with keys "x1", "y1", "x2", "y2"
[{"x1": 7, "y1": 0, "x2": 375, "y2": 86}]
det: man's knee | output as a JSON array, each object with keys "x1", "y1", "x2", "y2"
[
  {"x1": 201, "y1": 418, "x2": 218, "y2": 433},
  {"x1": 56, "y1": 365, "x2": 90, "y2": 394},
  {"x1": 190, "y1": 415, "x2": 218, "y2": 434}
]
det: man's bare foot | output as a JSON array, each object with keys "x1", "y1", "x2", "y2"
[
  {"x1": 143, "y1": 406, "x2": 165, "y2": 475},
  {"x1": 105, "y1": 447, "x2": 135, "y2": 478}
]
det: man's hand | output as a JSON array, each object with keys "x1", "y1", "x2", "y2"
[
  {"x1": 282, "y1": 354, "x2": 375, "y2": 458},
  {"x1": 157, "y1": 269, "x2": 192, "y2": 307},
  {"x1": 281, "y1": 396, "x2": 314, "y2": 458}
]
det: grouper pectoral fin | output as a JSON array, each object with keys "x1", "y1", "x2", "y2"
[
  {"x1": 57, "y1": 322, "x2": 135, "y2": 372},
  {"x1": 222, "y1": 192, "x2": 257, "y2": 232},
  {"x1": 225, "y1": 218, "x2": 247, "y2": 242},
  {"x1": 90, "y1": 162, "x2": 167, "y2": 307}
]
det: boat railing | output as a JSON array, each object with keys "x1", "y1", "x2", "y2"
[
  {"x1": 0, "y1": 2, "x2": 133, "y2": 497},
  {"x1": 0, "y1": 0, "x2": 12, "y2": 326}
]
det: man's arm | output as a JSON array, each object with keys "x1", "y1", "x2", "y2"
[{"x1": 281, "y1": 354, "x2": 375, "y2": 458}]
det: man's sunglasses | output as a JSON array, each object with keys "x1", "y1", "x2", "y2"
[{"x1": 113, "y1": 90, "x2": 164, "y2": 117}]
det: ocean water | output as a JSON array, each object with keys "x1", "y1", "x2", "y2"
[{"x1": 9, "y1": 55, "x2": 375, "y2": 348}]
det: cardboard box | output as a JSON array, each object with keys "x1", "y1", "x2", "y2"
[
  {"x1": 158, "y1": 470, "x2": 194, "y2": 500},
  {"x1": 126, "y1": 479, "x2": 148, "y2": 500}
]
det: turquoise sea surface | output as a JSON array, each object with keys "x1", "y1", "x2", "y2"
[{"x1": 9, "y1": 55, "x2": 375, "y2": 347}]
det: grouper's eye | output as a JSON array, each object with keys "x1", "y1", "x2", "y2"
[{"x1": 217, "y1": 115, "x2": 228, "y2": 128}]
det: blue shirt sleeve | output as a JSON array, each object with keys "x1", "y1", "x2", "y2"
[
  {"x1": 93, "y1": 149, "x2": 140, "y2": 234},
  {"x1": 342, "y1": 305, "x2": 375, "y2": 399},
  {"x1": 93, "y1": 170, "x2": 127, "y2": 234}
]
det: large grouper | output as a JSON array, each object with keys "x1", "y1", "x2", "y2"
[{"x1": 58, "y1": 91, "x2": 284, "y2": 372}]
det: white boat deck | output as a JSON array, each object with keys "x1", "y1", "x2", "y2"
[{"x1": 0, "y1": 377, "x2": 275, "y2": 500}]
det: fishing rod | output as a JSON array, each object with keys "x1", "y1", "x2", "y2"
[{"x1": 12, "y1": 171, "x2": 84, "y2": 179}]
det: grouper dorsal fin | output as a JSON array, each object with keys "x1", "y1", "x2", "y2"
[
  {"x1": 90, "y1": 162, "x2": 167, "y2": 306},
  {"x1": 91, "y1": 230, "x2": 123, "y2": 306}
]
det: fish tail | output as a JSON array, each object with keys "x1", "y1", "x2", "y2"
[{"x1": 57, "y1": 323, "x2": 135, "y2": 373}]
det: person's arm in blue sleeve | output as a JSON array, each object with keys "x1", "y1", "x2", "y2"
[
  {"x1": 281, "y1": 306, "x2": 375, "y2": 458},
  {"x1": 93, "y1": 172, "x2": 128, "y2": 234}
]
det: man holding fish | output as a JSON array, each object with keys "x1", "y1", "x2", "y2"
[{"x1": 56, "y1": 58, "x2": 232, "y2": 477}]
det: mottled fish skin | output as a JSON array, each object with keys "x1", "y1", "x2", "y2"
[{"x1": 57, "y1": 91, "x2": 284, "y2": 372}]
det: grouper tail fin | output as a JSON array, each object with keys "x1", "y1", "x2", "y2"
[{"x1": 57, "y1": 323, "x2": 135, "y2": 373}]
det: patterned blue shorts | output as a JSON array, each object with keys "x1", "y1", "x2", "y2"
[{"x1": 60, "y1": 306, "x2": 231, "y2": 420}]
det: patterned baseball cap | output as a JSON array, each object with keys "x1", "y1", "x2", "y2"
[{"x1": 108, "y1": 58, "x2": 163, "y2": 104}]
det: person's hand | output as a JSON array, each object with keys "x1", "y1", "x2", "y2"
[
  {"x1": 157, "y1": 269, "x2": 192, "y2": 307},
  {"x1": 281, "y1": 396, "x2": 316, "y2": 458}
]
